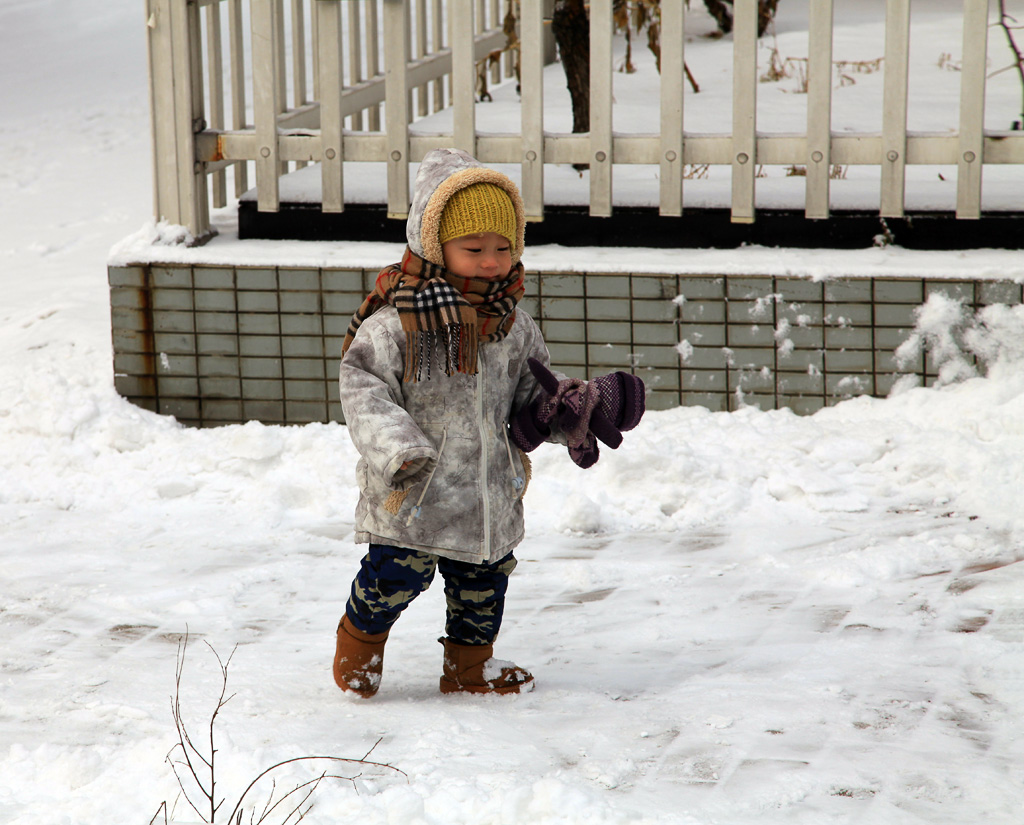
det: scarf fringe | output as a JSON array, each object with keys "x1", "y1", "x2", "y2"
[
  {"x1": 403, "y1": 324, "x2": 479, "y2": 382},
  {"x1": 344, "y1": 250, "x2": 523, "y2": 383}
]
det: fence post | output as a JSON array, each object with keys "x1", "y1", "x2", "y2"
[
  {"x1": 451, "y1": 0, "x2": 477, "y2": 154},
  {"x1": 147, "y1": 0, "x2": 210, "y2": 238},
  {"x1": 589, "y1": 0, "x2": 613, "y2": 217},
  {"x1": 206, "y1": 3, "x2": 227, "y2": 208},
  {"x1": 291, "y1": 0, "x2": 309, "y2": 109},
  {"x1": 659, "y1": 0, "x2": 684, "y2": 217},
  {"x1": 148, "y1": 0, "x2": 177, "y2": 227},
  {"x1": 431, "y1": 0, "x2": 445, "y2": 112},
  {"x1": 347, "y1": 0, "x2": 364, "y2": 128},
  {"x1": 252, "y1": 0, "x2": 283, "y2": 212},
  {"x1": 521, "y1": 0, "x2": 545, "y2": 221},
  {"x1": 318, "y1": 0, "x2": 345, "y2": 212},
  {"x1": 311, "y1": 0, "x2": 321, "y2": 102},
  {"x1": 731, "y1": 0, "x2": 758, "y2": 223},
  {"x1": 228, "y1": 0, "x2": 249, "y2": 197},
  {"x1": 881, "y1": 0, "x2": 910, "y2": 218},
  {"x1": 415, "y1": 0, "x2": 429, "y2": 116},
  {"x1": 365, "y1": 0, "x2": 382, "y2": 130},
  {"x1": 291, "y1": 0, "x2": 309, "y2": 172},
  {"x1": 805, "y1": 0, "x2": 834, "y2": 219},
  {"x1": 384, "y1": 0, "x2": 410, "y2": 218},
  {"x1": 957, "y1": 0, "x2": 990, "y2": 219},
  {"x1": 275, "y1": 0, "x2": 288, "y2": 145}
]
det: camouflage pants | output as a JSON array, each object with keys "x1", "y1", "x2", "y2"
[{"x1": 346, "y1": 544, "x2": 518, "y2": 645}]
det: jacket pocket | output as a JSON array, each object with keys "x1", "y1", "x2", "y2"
[
  {"x1": 358, "y1": 457, "x2": 410, "y2": 516},
  {"x1": 404, "y1": 426, "x2": 448, "y2": 526},
  {"x1": 502, "y1": 427, "x2": 529, "y2": 500}
]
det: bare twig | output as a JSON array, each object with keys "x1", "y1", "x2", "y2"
[
  {"x1": 253, "y1": 773, "x2": 329, "y2": 825},
  {"x1": 168, "y1": 635, "x2": 211, "y2": 822},
  {"x1": 995, "y1": 1, "x2": 1024, "y2": 127},
  {"x1": 162, "y1": 637, "x2": 405, "y2": 825},
  {"x1": 361, "y1": 737, "x2": 385, "y2": 762},
  {"x1": 256, "y1": 778, "x2": 279, "y2": 824},
  {"x1": 205, "y1": 642, "x2": 238, "y2": 823},
  {"x1": 166, "y1": 631, "x2": 236, "y2": 823},
  {"x1": 226, "y1": 753, "x2": 406, "y2": 825},
  {"x1": 685, "y1": 61, "x2": 701, "y2": 93},
  {"x1": 473, "y1": 0, "x2": 522, "y2": 101},
  {"x1": 148, "y1": 801, "x2": 169, "y2": 825}
]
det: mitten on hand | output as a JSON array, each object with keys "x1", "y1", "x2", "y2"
[
  {"x1": 519, "y1": 359, "x2": 647, "y2": 469},
  {"x1": 528, "y1": 359, "x2": 596, "y2": 433},
  {"x1": 528, "y1": 359, "x2": 645, "y2": 440},
  {"x1": 587, "y1": 370, "x2": 646, "y2": 447},
  {"x1": 508, "y1": 358, "x2": 590, "y2": 453},
  {"x1": 515, "y1": 359, "x2": 603, "y2": 468},
  {"x1": 508, "y1": 397, "x2": 551, "y2": 453},
  {"x1": 527, "y1": 359, "x2": 599, "y2": 437}
]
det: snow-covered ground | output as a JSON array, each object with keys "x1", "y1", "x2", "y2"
[{"x1": 3, "y1": 2, "x2": 1024, "y2": 824}]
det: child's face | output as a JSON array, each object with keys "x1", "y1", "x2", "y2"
[{"x1": 441, "y1": 232, "x2": 512, "y2": 281}]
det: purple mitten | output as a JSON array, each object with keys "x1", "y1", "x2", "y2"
[
  {"x1": 518, "y1": 360, "x2": 645, "y2": 468},
  {"x1": 568, "y1": 431, "x2": 600, "y2": 469},
  {"x1": 528, "y1": 356, "x2": 561, "y2": 396},
  {"x1": 523, "y1": 359, "x2": 603, "y2": 467},
  {"x1": 509, "y1": 398, "x2": 550, "y2": 452},
  {"x1": 526, "y1": 359, "x2": 600, "y2": 444},
  {"x1": 588, "y1": 371, "x2": 646, "y2": 446},
  {"x1": 510, "y1": 396, "x2": 600, "y2": 467}
]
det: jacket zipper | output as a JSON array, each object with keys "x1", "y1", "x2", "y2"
[{"x1": 477, "y1": 358, "x2": 491, "y2": 558}]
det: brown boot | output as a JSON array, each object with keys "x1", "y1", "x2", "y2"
[
  {"x1": 333, "y1": 616, "x2": 389, "y2": 697},
  {"x1": 439, "y1": 638, "x2": 534, "y2": 695}
]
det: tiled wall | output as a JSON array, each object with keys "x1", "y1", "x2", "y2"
[
  {"x1": 108, "y1": 263, "x2": 1023, "y2": 426},
  {"x1": 664, "y1": 275, "x2": 1023, "y2": 415}
]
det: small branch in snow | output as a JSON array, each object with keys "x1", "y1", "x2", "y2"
[{"x1": 162, "y1": 632, "x2": 405, "y2": 825}]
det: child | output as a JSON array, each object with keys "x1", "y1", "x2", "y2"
[{"x1": 333, "y1": 148, "x2": 645, "y2": 697}]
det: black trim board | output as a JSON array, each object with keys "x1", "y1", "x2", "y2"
[{"x1": 238, "y1": 201, "x2": 1024, "y2": 250}]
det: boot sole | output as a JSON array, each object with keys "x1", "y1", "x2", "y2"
[{"x1": 439, "y1": 676, "x2": 535, "y2": 695}]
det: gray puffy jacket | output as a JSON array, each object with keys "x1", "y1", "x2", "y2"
[
  {"x1": 339, "y1": 149, "x2": 554, "y2": 564},
  {"x1": 340, "y1": 307, "x2": 552, "y2": 564}
]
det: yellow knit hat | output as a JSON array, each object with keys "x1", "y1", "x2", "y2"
[{"x1": 438, "y1": 183, "x2": 517, "y2": 247}]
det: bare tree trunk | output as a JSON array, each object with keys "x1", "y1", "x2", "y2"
[
  {"x1": 702, "y1": 0, "x2": 733, "y2": 35},
  {"x1": 703, "y1": 0, "x2": 780, "y2": 38},
  {"x1": 552, "y1": 0, "x2": 590, "y2": 134},
  {"x1": 758, "y1": 0, "x2": 780, "y2": 36}
]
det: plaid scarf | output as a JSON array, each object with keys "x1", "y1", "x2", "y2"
[{"x1": 342, "y1": 247, "x2": 525, "y2": 382}]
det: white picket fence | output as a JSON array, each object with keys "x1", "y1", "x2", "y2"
[{"x1": 147, "y1": 0, "x2": 1024, "y2": 239}]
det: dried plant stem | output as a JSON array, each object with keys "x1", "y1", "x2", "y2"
[
  {"x1": 226, "y1": 749, "x2": 402, "y2": 825},
  {"x1": 148, "y1": 801, "x2": 169, "y2": 825},
  {"x1": 996, "y1": 0, "x2": 1024, "y2": 126},
  {"x1": 164, "y1": 635, "x2": 404, "y2": 825},
  {"x1": 167, "y1": 632, "x2": 236, "y2": 823}
]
